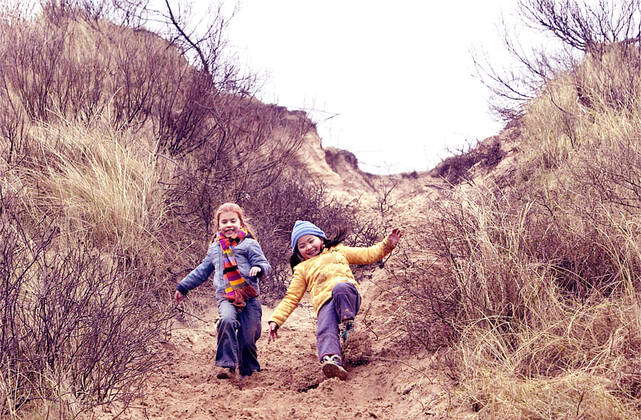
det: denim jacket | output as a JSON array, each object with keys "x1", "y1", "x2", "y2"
[{"x1": 176, "y1": 238, "x2": 271, "y2": 298}]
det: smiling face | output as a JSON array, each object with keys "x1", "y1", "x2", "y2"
[
  {"x1": 296, "y1": 234, "x2": 324, "y2": 260},
  {"x1": 218, "y1": 211, "x2": 242, "y2": 238}
]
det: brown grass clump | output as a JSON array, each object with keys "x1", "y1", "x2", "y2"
[
  {"x1": 17, "y1": 120, "x2": 168, "y2": 253},
  {"x1": 0, "y1": 3, "x2": 348, "y2": 417},
  {"x1": 395, "y1": 40, "x2": 641, "y2": 416},
  {"x1": 391, "y1": 179, "x2": 641, "y2": 414},
  {"x1": 464, "y1": 370, "x2": 635, "y2": 418},
  {"x1": 454, "y1": 296, "x2": 641, "y2": 414}
]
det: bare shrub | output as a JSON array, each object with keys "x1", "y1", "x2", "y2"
[
  {"x1": 404, "y1": 187, "x2": 541, "y2": 329},
  {"x1": 573, "y1": 137, "x2": 641, "y2": 215},
  {"x1": 430, "y1": 137, "x2": 506, "y2": 185},
  {"x1": 408, "y1": 1, "x2": 641, "y2": 415},
  {"x1": 392, "y1": 180, "x2": 641, "y2": 415},
  {"x1": 511, "y1": 115, "x2": 641, "y2": 296},
  {"x1": 0, "y1": 190, "x2": 171, "y2": 416},
  {"x1": 384, "y1": 247, "x2": 459, "y2": 351},
  {"x1": 476, "y1": 0, "x2": 641, "y2": 122},
  {"x1": 0, "y1": 1, "x2": 321, "y2": 302},
  {"x1": 0, "y1": 2, "x2": 266, "y2": 161},
  {"x1": 400, "y1": 168, "x2": 641, "y2": 333},
  {"x1": 0, "y1": 1, "x2": 386, "y2": 416},
  {"x1": 0, "y1": 10, "x2": 132, "y2": 127},
  {"x1": 519, "y1": 0, "x2": 641, "y2": 53},
  {"x1": 397, "y1": 139, "x2": 641, "y2": 413},
  {"x1": 0, "y1": 1, "x2": 304, "y2": 198},
  {"x1": 394, "y1": 133, "x2": 641, "y2": 388},
  {"x1": 0, "y1": 110, "x2": 27, "y2": 166},
  {"x1": 161, "y1": 105, "x2": 314, "y2": 246},
  {"x1": 558, "y1": 139, "x2": 641, "y2": 292},
  {"x1": 0, "y1": 10, "x2": 118, "y2": 125}
]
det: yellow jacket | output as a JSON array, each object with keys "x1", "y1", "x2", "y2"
[{"x1": 269, "y1": 239, "x2": 393, "y2": 326}]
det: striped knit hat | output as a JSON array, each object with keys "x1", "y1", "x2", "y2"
[{"x1": 290, "y1": 220, "x2": 327, "y2": 249}]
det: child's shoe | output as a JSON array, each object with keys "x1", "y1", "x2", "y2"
[
  {"x1": 339, "y1": 320, "x2": 354, "y2": 344},
  {"x1": 215, "y1": 366, "x2": 236, "y2": 379},
  {"x1": 320, "y1": 354, "x2": 348, "y2": 380}
]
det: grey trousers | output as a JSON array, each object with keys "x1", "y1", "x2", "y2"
[
  {"x1": 316, "y1": 282, "x2": 361, "y2": 361},
  {"x1": 215, "y1": 297, "x2": 262, "y2": 376}
]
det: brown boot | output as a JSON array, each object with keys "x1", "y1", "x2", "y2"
[
  {"x1": 321, "y1": 355, "x2": 348, "y2": 380},
  {"x1": 215, "y1": 366, "x2": 236, "y2": 380}
]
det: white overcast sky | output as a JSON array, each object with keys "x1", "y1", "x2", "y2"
[{"x1": 224, "y1": 1, "x2": 518, "y2": 174}]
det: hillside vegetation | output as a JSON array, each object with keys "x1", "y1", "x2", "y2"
[
  {"x1": 392, "y1": 1, "x2": 641, "y2": 417},
  {"x1": 2, "y1": 1, "x2": 641, "y2": 419},
  {"x1": 0, "y1": 3, "x2": 380, "y2": 417}
]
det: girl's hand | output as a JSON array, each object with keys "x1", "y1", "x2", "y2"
[
  {"x1": 268, "y1": 321, "x2": 279, "y2": 342},
  {"x1": 387, "y1": 228, "x2": 403, "y2": 248},
  {"x1": 175, "y1": 290, "x2": 185, "y2": 303},
  {"x1": 249, "y1": 266, "x2": 262, "y2": 277}
]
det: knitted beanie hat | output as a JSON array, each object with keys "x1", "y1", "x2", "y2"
[{"x1": 290, "y1": 220, "x2": 327, "y2": 249}]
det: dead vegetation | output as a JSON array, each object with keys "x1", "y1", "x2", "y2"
[
  {"x1": 4, "y1": 0, "x2": 641, "y2": 418},
  {"x1": 0, "y1": 1, "x2": 378, "y2": 417},
  {"x1": 429, "y1": 136, "x2": 506, "y2": 185},
  {"x1": 391, "y1": 1, "x2": 641, "y2": 417}
]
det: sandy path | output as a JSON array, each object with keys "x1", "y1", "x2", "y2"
[
  {"x1": 94, "y1": 274, "x2": 460, "y2": 420},
  {"x1": 92, "y1": 177, "x2": 473, "y2": 420}
]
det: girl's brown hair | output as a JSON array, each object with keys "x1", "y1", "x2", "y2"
[{"x1": 212, "y1": 202, "x2": 256, "y2": 239}]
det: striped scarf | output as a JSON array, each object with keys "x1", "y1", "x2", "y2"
[{"x1": 219, "y1": 229, "x2": 257, "y2": 307}]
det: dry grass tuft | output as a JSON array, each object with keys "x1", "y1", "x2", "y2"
[
  {"x1": 464, "y1": 369, "x2": 635, "y2": 419},
  {"x1": 394, "y1": 41, "x2": 641, "y2": 416},
  {"x1": 18, "y1": 120, "x2": 168, "y2": 252}
]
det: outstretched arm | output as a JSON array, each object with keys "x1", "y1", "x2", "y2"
[
  {"x1": 175, "y1": 245, "x2": 215, "y2": 299},
  {"x1": 341, "y1": 228, "x2": 403, "y2": 265},
  {"x1": 268, "y1": 267, "x2": 307, "y2": 331}
]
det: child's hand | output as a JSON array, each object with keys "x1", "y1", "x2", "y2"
[
  {"x1": 268, "y1": 321, "x2": 279, "y2": 342},
  {"x1": 174, "y1": 290, "x2": 185, "y2": 303},
  {"x1": 249, "y1": 266, "x2": 261, "y2": 277},
  {"x1": 387, "y1": 228, "x2": 403, "y2": 248}
]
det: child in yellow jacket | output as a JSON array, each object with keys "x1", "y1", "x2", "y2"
[{"x1": 268, "y1": 220, "x2": 402, "y2": 380}]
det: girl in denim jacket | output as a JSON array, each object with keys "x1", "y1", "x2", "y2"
[
  {"x1": 175, "y1": 202, "x2": 271, "y2": 379},
  {"x1": 268, "y1": 220, "x2": 401, "y2": 380}
]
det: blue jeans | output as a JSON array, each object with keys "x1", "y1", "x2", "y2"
[
  {"x1": 216, "y1": 297, "x2": 262, "y2": 376},
  {"x1": 316, "y1": 282, "x2": 361, "y2": 361}
]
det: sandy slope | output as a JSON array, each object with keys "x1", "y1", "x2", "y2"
[
  {"x1": 94, "y1": 264, "x2": 463, "y2": 420},
  {"x1": 91, "y1": 138, "x2": 498, "y2": 419}
]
